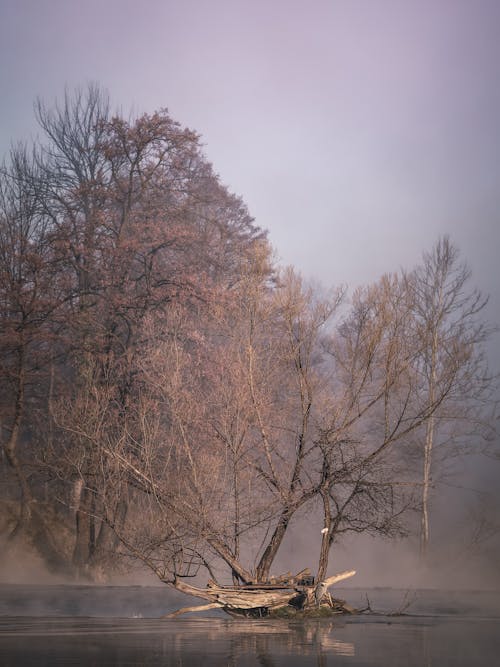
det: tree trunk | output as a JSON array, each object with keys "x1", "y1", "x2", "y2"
[
  {"x1": 205, "y1": 535, "x2": 254, "y2": 584},
  {"x1": 88, "y1": 499, "x2": 128, "y2": 577},
  {"x1": 255, "y1": 510, "x2": 292, "y2": 582},
  {"x1": 317, "y1": 490, "x2": 332, "y2": 582},
  {"x1": 2, "y1": 347, "x2": 34, "y2": 535},
  {"x1": 420, "y1": 413, "x2": 434, "y2": 559},
  {"x1": 420, "y1": 327, "x2": 438, "y2": 561},
  {"x1": 27, "y1": 505, "x2": 71, "y2": 574},
  {"x1": 72, "y1": 483, "x2": 94, "y2": 575}
]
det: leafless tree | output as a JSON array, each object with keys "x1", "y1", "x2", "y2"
[
  {"x1": 404, "y1": 236, "x2": 495, "y2": 559},
  {"x1": 2, "y1": 86, "x2": 497, "y2": 595},
  {"x1": 0, "y1": 143, "x2": 71, "y2": 569}
]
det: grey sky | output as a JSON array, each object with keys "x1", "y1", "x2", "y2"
[{"x1": 1, "y1": 0, "x2": 499, "y2": 317}]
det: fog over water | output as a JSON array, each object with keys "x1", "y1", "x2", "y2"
[{"x1": 2, "y1": 583, "x2": 500, "y2": 618}]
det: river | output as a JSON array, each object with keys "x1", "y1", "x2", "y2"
[{"x1": 0, "y1": 584, "x2": 498, "y2": 665}]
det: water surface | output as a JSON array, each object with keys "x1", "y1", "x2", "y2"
[{"x1": 1, "y1": 585, "x2": 498, "y2": 666}]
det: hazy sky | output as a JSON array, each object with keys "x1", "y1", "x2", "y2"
[
  {"x1": 1, "y1": 0, "x2": 499, "y2": 584},
  {"x1": 1, "y1": 0, "x2": 499, "y2": 320}
]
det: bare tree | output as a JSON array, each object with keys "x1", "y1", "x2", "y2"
[
  {"x1": 3, "y1": 86, "x2": 497, "y2": 599},
  {"x1": 0, "y1": 144, "x2": 70, "y2": 569},
  {"x1": 93, "y1": 266, "x2": 420, "y2": 588},
  {"x1": 314, "y1": 274, "x2": 428, "y2": 579},
  {"x1": 405, "y1": 236, "x2": 495, "y2": 559},
  {"x1": 1, "y1": 85, "x2": 265, "y2": 578}
]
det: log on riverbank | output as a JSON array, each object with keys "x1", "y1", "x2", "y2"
[{"x1": 163, "y1": 569, "x2": 356, "y2": 618}]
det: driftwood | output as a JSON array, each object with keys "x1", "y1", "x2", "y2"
[
  {"x1": 164, "y1": 569, "x2": 356, "y2": 618},
  {"x1": 162, "y1": 603, "x2": 222, "y2": 618}
]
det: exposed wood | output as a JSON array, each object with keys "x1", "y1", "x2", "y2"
[
  {"x1": 269, "y1": 571, "x2": 291, "y2": 584},
  {"x1": 210, "y1": 588, "x2": 295, "y2": 610},
  {"x1": 323, "y1": 570, "x2": 356, "y2": 588},
  {"x1": 162, "y1": 602, "x2": 222, "y2": 618},
  {"x1": 169, "y1": 578, "x2": 215, "y2": 602},
  {"x1": 165, "y1": 569, "x2": 357, "y2": 618}
]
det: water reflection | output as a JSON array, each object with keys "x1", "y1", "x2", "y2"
[
  {"x1": 1, "y1": 615, "x2": 500, "y2": 666},
  {"x1": 200, "y1": 618, "x2": 356, "y2": 665},
  {"x1": 1, "y1": 586, "x2": 500, "y2": 666}
]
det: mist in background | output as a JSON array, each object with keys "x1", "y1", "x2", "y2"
[{"x1": 1, "y1": 0, "x2": 499, "y2": 589}]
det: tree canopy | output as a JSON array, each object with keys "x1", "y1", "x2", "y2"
[{"x1": 0, "y1": 85, "x2": 496, "y2": 588}]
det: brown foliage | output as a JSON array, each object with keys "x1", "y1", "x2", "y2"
[{"x1": 1, "y1": 87, "x2": 496, "y2": 592}]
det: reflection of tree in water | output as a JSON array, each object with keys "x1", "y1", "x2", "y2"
[
  {"x1": 209, "y1": 620, "x2": 355, "y2": 666},
  {"x1": 221, "y1": 627, "x2": 288, "y2": 666},
  {"x1": 256, "y1": 643, "x2": 278, "y2": 667},
  {"x1": 299, "y1": 621, "x2": 355, "y2": 663}
]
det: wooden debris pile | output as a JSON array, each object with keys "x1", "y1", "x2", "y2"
[{"x1": 164, "y1": 569, "x2": 356, "y2": 618}]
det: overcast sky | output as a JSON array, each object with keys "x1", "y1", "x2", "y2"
[
  {"x1": 1, "y1": 0, "x2": 499, "y2": 325},
  {"x1": 1, "y1": 0, "x2": 499, "y2": 584}
]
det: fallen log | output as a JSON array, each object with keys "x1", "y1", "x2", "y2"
[
  {"x1": 162, "y1": 603, "x2": 222, "y2": 619},
  {"x1": 165, "y1": 569, "x2": 356, "y2": 618},
  {"x1": 323, "y1": 570, "x2": 356, "y2": 587}
]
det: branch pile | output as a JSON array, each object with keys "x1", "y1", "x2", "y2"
[{"x1": 164, "y1": 569, "x2": 356, "y2": 618}]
